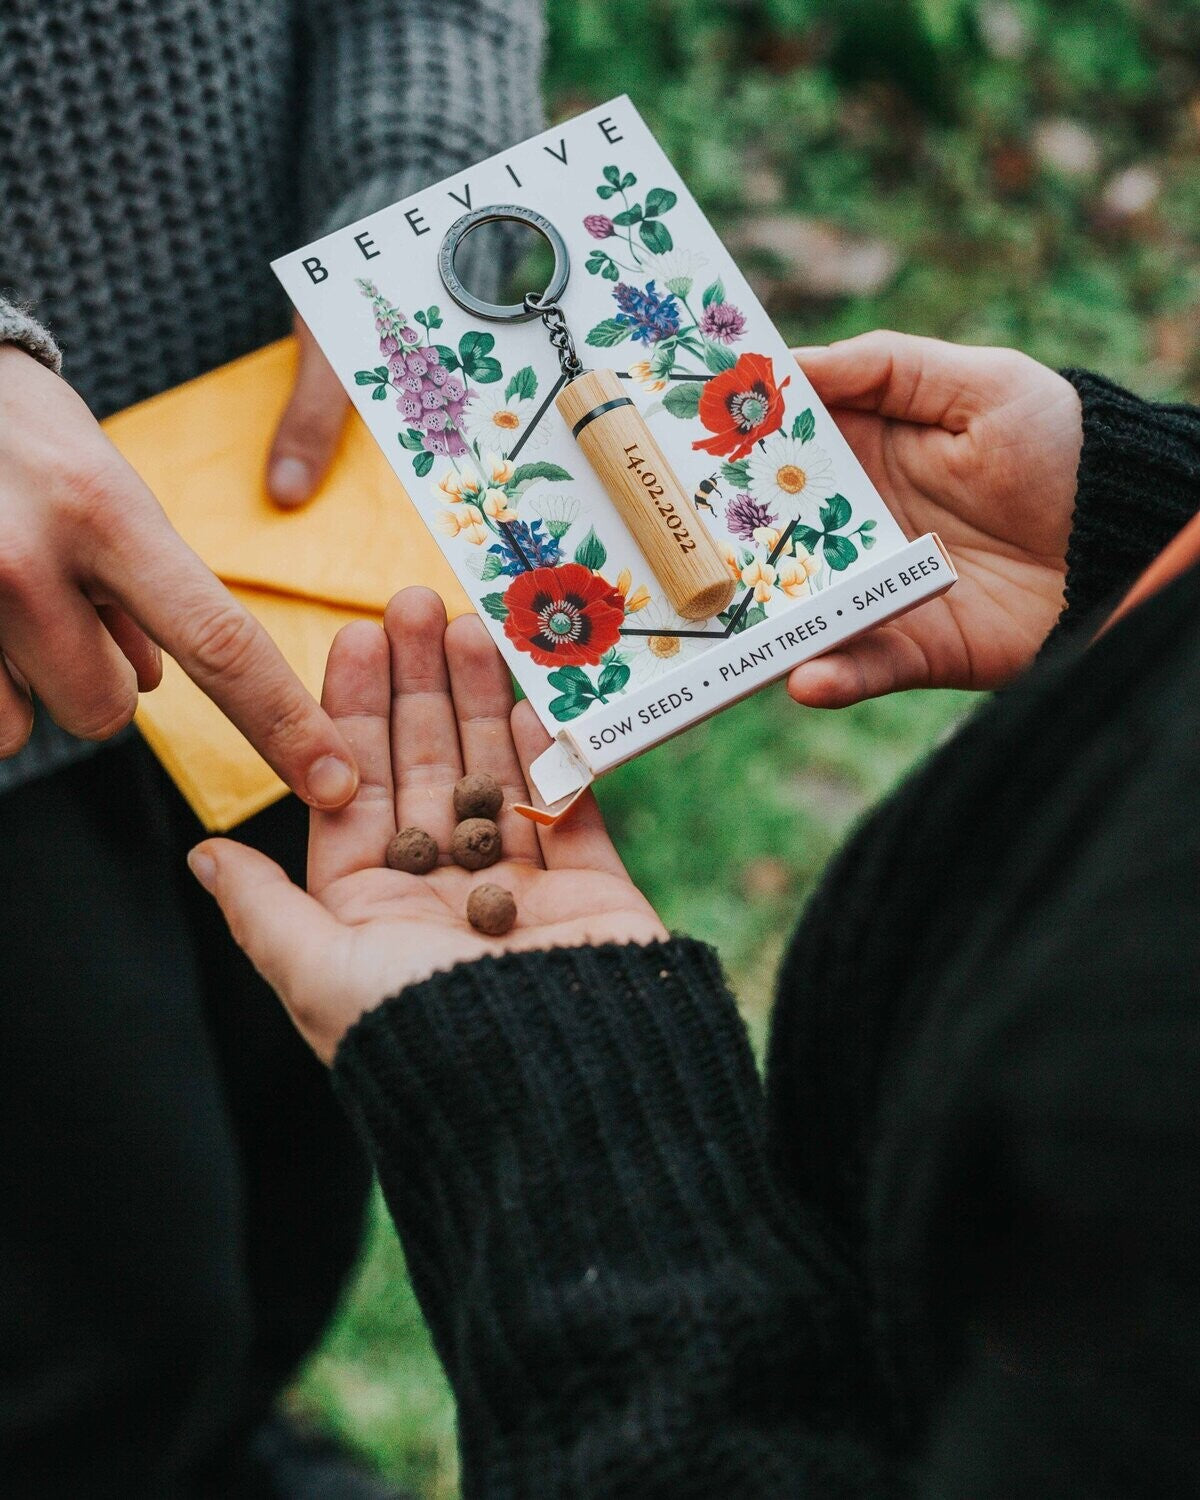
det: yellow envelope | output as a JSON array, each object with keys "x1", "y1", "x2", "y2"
[{"x1": 104, "y1": 338, "x2": 472, "y2": 831}]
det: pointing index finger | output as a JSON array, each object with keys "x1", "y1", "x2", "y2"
[{"x1": 102, "y1": 504, "x2": 359, "y2": 808}]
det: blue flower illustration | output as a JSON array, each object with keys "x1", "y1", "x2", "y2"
[
  {"x1": 613, "y1": 280, "x2": 681, "y2": 345},
  {"x1": 487, "y1": 519, "x2": 562, "y2": 577}
]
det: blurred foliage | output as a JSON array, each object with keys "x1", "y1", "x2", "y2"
[
  {"x1": 547, "y1": 0, "x2": 1200, "y2": 394},
  {"x1": 298, "y1": 4, "x2": 1199, "y2": 1492}
]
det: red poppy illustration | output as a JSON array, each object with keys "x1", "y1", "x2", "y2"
[
  {"x1": 502, "y1": 563, "x2": 625, "y2": 668},
  {"x1": 693, "y1": 351, "x2": 790, "y2": 462}
]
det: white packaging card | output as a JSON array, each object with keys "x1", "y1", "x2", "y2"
[{"x1": 274, "y1": 97, "x2": 952, "y2": 801}]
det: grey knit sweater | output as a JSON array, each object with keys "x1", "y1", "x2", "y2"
[{"x1": 0, "y1": 0, "x2": 544, "y2": 797}]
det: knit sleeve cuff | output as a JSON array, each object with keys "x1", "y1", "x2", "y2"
[
  {"x1": 0, "y1": 296, "x2": 62, "y2": 374},
  {"x1": 333, "y1": 937, "x2": 820, "y2": 1344},
  {"x1": 332, "y1": 938, "x2": 785, "y2": 1263},
  {"x1": 1049, "y1": 370, "x2": 1200, "y2": 641}
]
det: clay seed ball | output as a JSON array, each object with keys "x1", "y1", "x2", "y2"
[
  {"x1": 467, "y1": 883, "x2": 517, "y2": 936},
  {"x1": 453, "y1": 771, "x2": 504, "y2": 822},
  {"x1": 386, "y1": 827, "x2": 439, "y2": 875},
  {"x1": 452, "y1": 817, "x2": 502, "y2": 870}
]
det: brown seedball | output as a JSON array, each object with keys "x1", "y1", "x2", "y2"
[
  {"x1": 451, "y1": 817, "x2": 502, "y2": 870},
  {"x1": 385, "y1": 827, "x2": 439, "y2": 875},
  {"x1": 453, "y1": 771, "x2": 504, "y2": 822},
  {"x1": 467, "y1": 883, "x2": 517, "y2": 936}
]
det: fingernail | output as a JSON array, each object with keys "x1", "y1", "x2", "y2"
[
  {"x1": 307, "y1": 754, "x2": 357, "y2": 807},
  {"x1": 270, "y1": 456, "x2": 313, "y2": 505},
  {"x1": 187, "y1": 847, "x2": 217, "y2": 892}
]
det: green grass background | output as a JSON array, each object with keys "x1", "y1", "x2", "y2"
[{"x1": 292, "y1": 3, "x2": 1199, "y2": 1490}]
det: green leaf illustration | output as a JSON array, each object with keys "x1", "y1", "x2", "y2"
[
  {"x1": 470, "y1": 357, "x2": 502, "y2": 384},
  {"x1": 719, "y1": 601, "x2": 768, "y2": 634},
  {"x1": 597, "y1": 660, "x2": 631, "y2": 697},
  {"x1": 644, "y1": 187, "x2": 677, "y2": 218},
  {"x1": 701, "y1": 278, "x2": 725, "y2": 309},
  {"x1": 413, "y1": 310, "x2": 427, "y2": 328},
  {"x1": 479, "y1": 592, "x2": 509, "y2": 622},
  {"x1": 602, "y1": 164, "x2": 622, "y2": 187},
  {"x1": 586, "y1": 250, "x2": 619, "y2": 279},
  {"x1": 355, "y1": 366, "x2": 388, "y2": 386},
  {"x1": 424, "y1": 305, "x2": 443, "y2": 329},
  {"x1": 612, "y1": 205, "x2": 642, "y2": 227},
  {"x1": 858, "y1": 519, "x2": 878, "y2": 550},
  {"x1": 792, "y1": 407, "x2": 817, "y2": 443},
  {"x1": 649, "y1": 341, "x2": 677, "y2": 378},
  {"x1": 371, "y1": 384, "x2": 387, "y2": 400},
  {"x1": 703, "y1": 340, "x2": 736, "y2": 374},
  {"x1": 505, "y1": 365, "x2": 537, "y2": 402},
  {"x1": 595, "y1": 183, "x2": 617, "y2": 200},
  {"x1": 823, "y1": 532, "x2": 859, "y2": 571},
  {"x1": 431, "y1": 344, "x2": 459, "y2": 371},
  {"x1": 819, "y1": 494, "x2": 852, "y2": 531},
  {"x1": 573, "y1": 526, "x2": 608, "y2": 571},
  {"x1": 662, "y1": 382, "x2": 703, "y2": 419},
  {"x1": 638, "y1": 219, "x2": 673, "y2": 255},
  {"x1": 721, "y1": 458, "x2": 751, "y2": 487},
  {"x1": 397, "y1": 428, "x2": 425, "y2": 451},
  {"x1": 548, "y1": 665, "x2": 593, "y2": 691},
  {"x1": 511, "y1": 461, "x2": 572, "y2": 486},
  {"x1": 586, "y1": 318, "x2": 632, "y2": 348},
  {"x1": 619, "y1": 171, "x2": 637, "y2": 190},
  {"x1": 793, "y1": 523, "x2": 823, "y2": 554},
  {"x1": 480, "y1": 553, "x2": 504, "y2": 581},
  {"x1": 412, "y1": 452, "x2": 434, "y2": 478},
  {"x1": 549, "y1": 690, "x2": 594, "y2": 722},
  {"x1": 547, "y1": 664, "x2": 598, "y2": 722},
  {"x1": 458, "y1": 329, "x2": 495, "y2": 363}
]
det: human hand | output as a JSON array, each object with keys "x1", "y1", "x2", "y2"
[
  {"x1": 0, "y1": 345, "x2": 358, "y2": 806},
  {"x1": 265, "y1": 314, "x2": 350, "y2": 507},
  {"x1": 788, "y1": 332, "x2": 1083, "y2": 706},
  {"x1": 187, "y1": 589, "x2": 668, "y2": 1064}
]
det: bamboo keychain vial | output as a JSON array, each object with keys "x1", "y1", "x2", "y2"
[{"x1": 439, "y1": 205, "x2": 736, "y2": 622}]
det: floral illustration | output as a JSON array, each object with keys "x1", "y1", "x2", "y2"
[
  {"x1": 499, "y1": 563, "x2": 625, "y2": 669},
  {"x1": 612, "y1": 280, "x2": 681, "y2": 345},
  {"x1": 624, "y1": 601, "x2": 704, "y2": 683},
  {"x1": 694, "y1": 352, "x2": 790, "y2": 461},
  {"x1": 746, "y1": 431, "x2": 838, "y2": 513},
  {"x1": 724, "y1": 491, "x2": 778, "y2": 540},
  {"x1": 462, "y1": 380, "x2": 547, "y2": 455},
  {"x1": 583, "y1": 166, "x2": 679, "y2": 278},
  {"x1": 700, "y1": 302, "x2": 747, "y2": 344},
  {"x1": 356, "y1": 195, "x2": 885, "y2": 726},
  {"x1": 585, "y1": 204, "x2": 749, "y2": 386}
]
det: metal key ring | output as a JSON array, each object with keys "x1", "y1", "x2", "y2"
[{"x1": 438, "y1": 204, "x2": 570, "y2": 322}]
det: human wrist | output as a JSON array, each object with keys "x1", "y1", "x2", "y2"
[{"x1": 1048, "y1": 371, "x2": 1200, "y2": 642}]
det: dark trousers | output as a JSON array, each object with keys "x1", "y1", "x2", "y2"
[{"x1": 0, "y1": 735, "x2": 371, "y2": 1497}]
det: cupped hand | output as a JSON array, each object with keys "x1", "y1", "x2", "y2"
[
  {"x1": 788, "y1": 331, "x2": 1083, "y2": 707},
  {"x1": 188, "y1": 589, "x2": 667, "y2": 1064},
  {"x1": 0, "y1": 345, "x2": 357, "y2": 806},
  {"x1": 265, "y1": 315, "x2": 350, "y2": 508}
]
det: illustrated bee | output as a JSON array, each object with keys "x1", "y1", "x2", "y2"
[{"x1": 693, "y1": 473, "x2": 721, "y2": 514}]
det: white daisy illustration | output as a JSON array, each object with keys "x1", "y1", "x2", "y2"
[
  {"x1": 624, "y1": 600, "x2": 706, "y2": 684},
  {"x1": 461, "y1": 386, "x2": 548, "y2": 455},
  {"x1": 645, "y1": 246, "x2": 709, "y2": 298},
  {"x1": 746, "y1": 434, "x2": 839, "y2": 517}
]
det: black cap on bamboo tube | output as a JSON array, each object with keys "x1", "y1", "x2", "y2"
[{"x1": 555, "y1": 369, "x2": 736, "y2": 621}]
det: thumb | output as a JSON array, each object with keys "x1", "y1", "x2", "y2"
[
  {"x1": 267, "y1": 315, "x2": 350, "y2": 508},
  {"x1": 787, "y1": 627, "x2": 932, "y2": 709},
  {"x1": 187, "y1": 838, "x2": 341, "y2": 1013}
]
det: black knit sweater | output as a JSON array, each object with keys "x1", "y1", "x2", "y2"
[{"x1": 334, "y1": 372, "x2": 1200, "y2": 1496}]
